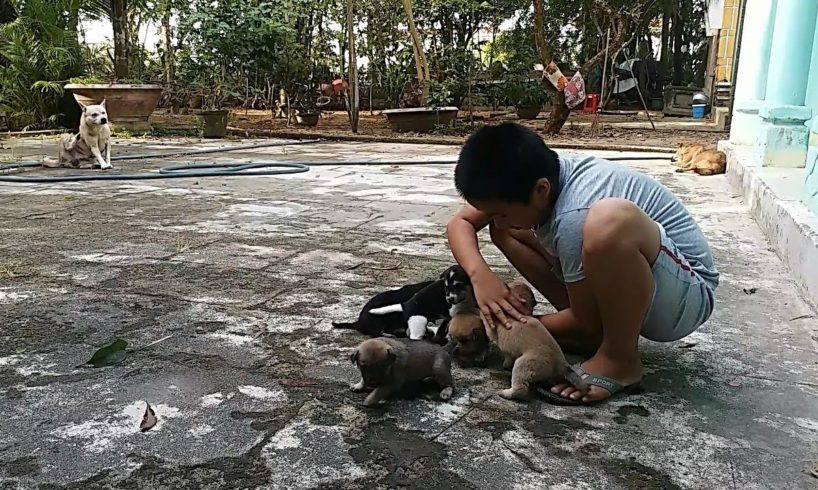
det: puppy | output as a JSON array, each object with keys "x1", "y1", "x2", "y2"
[
  {"x1": 332, "y1": 280, "x2": 435, "y2": 337},
  {"x1": 487, "y1": 282, "x2": 587, "y2": 401},
  {"x1": 48, "y1": 100, "x2": 112, "y2": 170},
  {"x1": 367, "y1": 265, "x2": 463, "y2": 340},
  {"x1": 350, "y1": 337, "x2": 454, "y2": 407},
  {"x1": 671, "y1": 143, "x2": 726, "y2": 176},
  {"x1": 444, "y1": 269, "x2": 491, "y2": 367}
]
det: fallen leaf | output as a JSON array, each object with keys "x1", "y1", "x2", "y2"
[
  {"x1": 140, "y1": 402, "x2": 157, "y2": 432},
  {"x1": 742, "y1": 287, "x2": 757, "y2": 295},
  {"x1": 809, "y1": 461, "x2": 818, "y2": 478},
  {"x1": 86, "y1": 339, "x2": 128, "y2": 368},
  {"x1": 728, "y1": 380, "x2": 741, "y2": 388},
  {"x1": 678, "y1": 342, "x2": 697, "y2": 349},
  {"x1": 15, "y1": 345, "x2": 26, "y2": 354}
]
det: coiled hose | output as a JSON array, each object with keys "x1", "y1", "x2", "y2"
[{"x1": 0, "y1": 138, "x2": 671, "y2": 183}]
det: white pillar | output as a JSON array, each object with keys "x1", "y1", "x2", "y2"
[
  {"x1": 730, "y1": 0, "x2": 778, "y2": 145},
  {"x1": 756, "y1": 0, "x2": 818, "y2": 168}
]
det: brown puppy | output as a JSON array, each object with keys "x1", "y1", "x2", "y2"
[
  {"x1": 445, "y1": 291, "x2": 491, "y2": 366},
  {"x1": 487, "y1": 282, "x2": 588, "y2": 401},
  {"x1": 350, "y1": 337, "x2": 454, "y2": 407},
  {"x1": 671, "y1": 143, "x2": 727, "y2": 176}
]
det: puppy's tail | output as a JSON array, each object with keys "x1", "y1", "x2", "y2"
[
  {"x1": 367, "y1": 304, "x2": 403, "y2": 316},
  {"x1": 332, "y1": 321, "x2": 359, "y2": 330},
  {"x1": 561, "y1": 364, "x2": 589, "y2": 391}
]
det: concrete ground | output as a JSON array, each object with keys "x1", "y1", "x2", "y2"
[{"x1": 0, "y1": 137, "x2": 816, "y2": 489}]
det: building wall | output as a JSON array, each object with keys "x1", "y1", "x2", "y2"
[{"x1": 715, "y1": 0, "x2": 741, "y2": 83}]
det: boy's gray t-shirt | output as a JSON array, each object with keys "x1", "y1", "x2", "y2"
[{"x1": 535, "y1": 154, "x2": 719, "y2": 290}]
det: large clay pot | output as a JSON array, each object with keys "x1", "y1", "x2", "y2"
[
  {"x1": 65, "y1": 84, "x2": 162, "y2": 132},
  {"x1": 199, "y1": 110, "x2": 229, "y2": 138},
  {"x1": 295, "y1": 111, "x2": 319, "y2": 127},
  {"x1": 382, "y1": 106, "x2": 459, "y2": 132},
  {"x1": 515, "y1": 106, "x2": 542, "y2": 120}
]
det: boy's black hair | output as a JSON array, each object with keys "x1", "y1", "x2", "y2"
[{"x1": 454, "y1": 123, "x2": 560, "y2": 204}]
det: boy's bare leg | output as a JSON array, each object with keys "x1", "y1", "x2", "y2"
[
  {"x1": 489, "y1": 223, "x2": 601, "y2": 353},
  {"x1": 553, "y1": 198, "x2": 660, "y2": 403}
]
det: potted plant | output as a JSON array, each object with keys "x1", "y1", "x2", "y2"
[
  {"x1": 505, "y1": 77, "x2": 549, "y2": 120},
  {"x1": 197, "y1": 77, "x2": 234, "y2": 138},
  {"x1": 383, "y1": 79, "x2": 459, "y2": 132},
  {"x1": 293, "y1": 94, "x2": 320, "y2": 127},
  {"x1": 64, "y1": 76, "x2": 163, "y2": 132}
]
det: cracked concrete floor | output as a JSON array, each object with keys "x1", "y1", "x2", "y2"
[{"x1": 1, "y1": 137, "x2": 817, "y2": 489}]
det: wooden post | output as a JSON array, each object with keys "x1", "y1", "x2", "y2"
[{"x1": 346, "y1": 0, "x2": 359, "y2": 132}]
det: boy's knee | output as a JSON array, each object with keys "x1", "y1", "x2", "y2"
[{"x1": 582, "y1": 199, "x2": 642, "y2": 257}]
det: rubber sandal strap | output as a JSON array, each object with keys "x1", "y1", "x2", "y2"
[{"x1": 581, "y1": 373, "x2": 626, "y2": 395}]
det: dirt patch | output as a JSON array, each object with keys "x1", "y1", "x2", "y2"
[{"x1": 151, "y1": 109, "x2": 725, "y2": 150}]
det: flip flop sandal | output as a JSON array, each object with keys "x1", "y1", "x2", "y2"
[{"x1": 538, "y1": 366, "x2": 642, "y2": 406}]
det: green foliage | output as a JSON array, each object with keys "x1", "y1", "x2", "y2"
[
  {"x1": 504, "y1": 76, "x2": 549, "y2": 107},
  {"x1": 0, "y1": 0, "x2": 82, "y2": 130}
]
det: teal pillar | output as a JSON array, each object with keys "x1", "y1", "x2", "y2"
[
  {"x1": 756, "y1": 0, "x2": 818, "y2": 168},
  {"x1": 805, "y1": 9, "x2": 818, "y2": 215},
  {"x1": 730, "y1": 0, "x2": 778, "y2": 145}
]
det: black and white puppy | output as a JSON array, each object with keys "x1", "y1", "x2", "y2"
[
  {"x1": 332, "y1": 281, "x2": 435, "y2": 337},
  {"x1": 369, "y1": 265, "x2": 470, "y2": 341}
]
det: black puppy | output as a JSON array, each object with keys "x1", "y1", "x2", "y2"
[
  {"x1": 332, "y1": 281, "x2": 434, "y2": 337},
  {"x1": 368, "y1": 265, "x2": 469, "y2": 341}
]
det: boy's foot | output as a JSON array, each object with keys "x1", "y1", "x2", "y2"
[{"x1": 551, "y1": 352, "x2": 642, "y2": 403}]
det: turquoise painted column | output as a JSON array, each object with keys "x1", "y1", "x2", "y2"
[
  {"x1": 805, "y1": 8, "x2": 818, "y2": 215},
  {"x1": 756, "y1": 0, "x2": 818, "y2": 168},
  {"x1": 730, "y1": 0, "x2": 777, "y2": 145}
]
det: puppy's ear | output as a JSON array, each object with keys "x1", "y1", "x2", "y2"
[
  {"x1": 100, "y1": 99, "x2": 107, "y2": 109},
  {"x1": 79, "y1": 102, "x2": 87, "y2": 113},
  {"x1": 385, "y1": 348, "x2": 396, "y2": 364},
  {"x1": 349, "y1": 349, "x2": 359, "y2": 365}
]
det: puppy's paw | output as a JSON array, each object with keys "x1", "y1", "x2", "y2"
[
  {"x1": 439, "y1": 387, "x2": 454, "y2": 401},
  {"x1": 498, "y1": 388, "x2": 530, "y2": 401},
  {"x1": 100, "y1": 163, "x2": 113, "y2": 170},
  {"x1": 350, "y1": 380, "x2": 367, "y2": 392},
  {"x1": 498, "y1": 388, "x2": 516, "y2": 400},
  {"x1": 362, "y1": 395, "x2": 383, "y2": 408}
]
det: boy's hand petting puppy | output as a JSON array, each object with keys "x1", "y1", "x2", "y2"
[{"x1": 471, "y1": 269, "x2": 527, "y2": 330}]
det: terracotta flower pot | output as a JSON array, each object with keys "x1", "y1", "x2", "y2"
[
  {"x1": 382, "y1": 106, "x2": 459, "y2": 132},
  {"x1": 64, "y1": 84, "x2": 163, "y2": 132}
]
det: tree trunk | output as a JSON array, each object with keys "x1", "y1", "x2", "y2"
[
  {"x1": 402, "y1": 0, "x2": 430, "y2": 106},
  {"x1": 111, "y1": 0, "x2": 129, "y2": 79},
  {"x1": 672, "y1": 2, "x2": 684, "y2": 85},
  {"x1": 533, "y1": 0, "x2": 569, "y2": 134},
  {"x1": 161, "y1": 9, "x2": 175, "y2": 84},
  {"x1": 0, "y1": 0, "x2": 15, "y2": 24},
  {"x1": 346, "y1": 0, "x2": 359, "y2": 133}
]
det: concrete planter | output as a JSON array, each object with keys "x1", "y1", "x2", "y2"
[
  {"x1": 515, "y1": 106, "x2": 542, "y2": 120},
  {"x1": 64, "y1": 84, "x2": 162, "y2": 132},
  {"x1": 295, "y1": 111, "x2": 319, "y2": 127},
  {"x1": 382, "y1": 107, "x2": 459, "y2": 132},
  {"x1": 199, "y1": 110, "x2": 229, "y2": 138}
]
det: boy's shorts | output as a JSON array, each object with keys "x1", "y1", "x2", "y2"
[{"x1": 642, "y1": 223, "x2": 715, "y2": 342}]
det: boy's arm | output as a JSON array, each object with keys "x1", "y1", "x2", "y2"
[
  {"x1": 446, "y1": 204, "x2": 492, "y2": 278},
  {"x1": 447, "y1": 205, "x2": 526, "y2": 329}
]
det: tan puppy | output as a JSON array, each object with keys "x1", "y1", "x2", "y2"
[
  {"x1": 445, "y1": 290, "x2": 491, "y2": 367},
  {"x1": 350, "y1": 337, "x2": 454, "y2": 407},
  {"x1": 447, "y1": 311, "x2": 491, "y2": 367},
  {"x1": 671, "y1": 143, "x2": 726, "y2": 176},
  {"x1": 487, "y1": 282, "x2": 587, "y2": 401}
]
